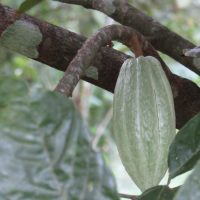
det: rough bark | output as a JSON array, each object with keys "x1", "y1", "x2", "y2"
[{"x1": 0, "y1": 4, "x2": 200, "y2": 128}]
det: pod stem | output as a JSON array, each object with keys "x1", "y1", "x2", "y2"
[{"x1": 129, "y1": 34, "x2": 144, "y2": 57}]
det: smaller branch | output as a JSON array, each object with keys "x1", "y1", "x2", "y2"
[
  {"x1": 92, "y1": 107, "x2": 113, "y2": 150},
  {"x1": 119, "y1": 193, "x2": 138, "y2": 200},
  {"x1": 55, "y1": 24, "x2": 144, "y2": 96}
]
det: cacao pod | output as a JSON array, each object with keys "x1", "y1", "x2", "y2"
[{"x1": 113, "y1": 56, "x2": 176, "y2": 191}]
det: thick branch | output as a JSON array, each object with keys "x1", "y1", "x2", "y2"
[
  {"x1": 0, "y1": 4, "x2": 200, "y2": 128},
  {"x1": 56, "y1": 0, "x2": 199, "y2": 75}
]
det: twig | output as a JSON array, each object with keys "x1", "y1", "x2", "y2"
[
  {"x1": 119, "y1": 193, "x2": 138, "y2": 200},
  {"x1": 54, "y1": 24, "x2": 145, "y2": 96},
  {"x1": 92, "y1": 107, "x2": 113, "y2": 150}
]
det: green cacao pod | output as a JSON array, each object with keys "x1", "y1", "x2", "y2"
[{"x1": 113, "y1": 56, "x2": 176, "y2": 191}]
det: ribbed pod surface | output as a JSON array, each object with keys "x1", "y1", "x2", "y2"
[{"x1": 113, "y1": 56, "x2": 176, "y2": 191}]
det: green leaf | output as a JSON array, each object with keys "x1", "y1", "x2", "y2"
[
  {"x1": 168, "y1": 112, "x2": 200, "y2": 179},
  {"x1": 18, "y1": 0, "x2": 43, "y2": 13},
  {"x1": 174, "y1": 160, "x2": 200, "y2": 200},
  {"x1": 138, "y1": 186, "x2": 178, "y2": 200},
  {"x1": 0, "y1": 76, "x2": 119, "y2": 200}
]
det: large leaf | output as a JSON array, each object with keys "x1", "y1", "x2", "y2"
[
  {"x1": 138, "y1": 186, "x2": 178, "y2": 200},
  {"x1": 0, "y1": 76, "x2": 119, "y2": 200},
  {"x1": 168, "y1": 112, "x2": 200, "y2": 179},
  {"x1": 18, "y1": 0, "x2": 44, "y2": 13},
  {"x1": 174, "y1": 160, "x2": 200, "y2": 200}
]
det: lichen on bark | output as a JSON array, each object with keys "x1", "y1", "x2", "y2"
[
  {"x1": 85, "y1": 66, "x2": 98, "y2": 80},
  {"x1": 0, "y1": 20, "x2": 42, "y2": 58}
]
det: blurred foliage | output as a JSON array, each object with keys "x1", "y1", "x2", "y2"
[
  {"x1": 17, "y1": 0, "x2": 44, "y2": 13},
  {"x1": 168, "y1": 112, "x2": 200, "y2": 179},
  {"x1": 174, "y1": 160, "x2": 200, "y2": 200},
  {"x1": 0, "y1": 77, "x2": 119, "y2": 199},
  {"x1": 138, "y1": 186, "x2": 179, "y2": 200}
]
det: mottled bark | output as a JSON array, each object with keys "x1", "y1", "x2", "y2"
[{"x1": 0, "y1": 4, "x2": 200, "y2": 128}]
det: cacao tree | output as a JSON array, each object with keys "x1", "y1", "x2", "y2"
[{"x1": 0, "y1": 0, "x2": 200, "y2": 199}]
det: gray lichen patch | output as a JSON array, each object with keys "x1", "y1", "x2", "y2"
[
  {"x1": 94, "y1": 0, "x2": 116, "y2": 15},
  {"x1": 85, "y1": 66, "x2": 98, "y2": 80},
  {"x1": 0, "y1": 20, "x2": 42, "y2": 58}
]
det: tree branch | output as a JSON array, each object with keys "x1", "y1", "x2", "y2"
[
  {"x1": 55, "y1": 0, "x2": 199, "y2": 75},
  {"x1": 0, "y1": 4, "x2": 200, "y2": 128}
]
